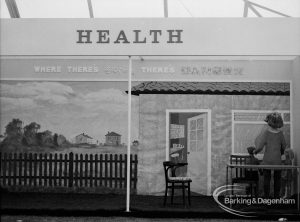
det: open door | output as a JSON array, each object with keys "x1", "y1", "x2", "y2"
[{"x1": 187, "y1": 113, "x2": 208, "y2": 194}]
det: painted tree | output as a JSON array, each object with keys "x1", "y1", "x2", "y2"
[
  {"x1": 5, "y1": 118, "x2": 23, "y2": 140},
  {"x1": 23, "y1": 122, "x2": 41, "y2": 145}
]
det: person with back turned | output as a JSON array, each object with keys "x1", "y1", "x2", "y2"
[{"x1": 254, "y1": 112, "x2": 287, "y2": 198}]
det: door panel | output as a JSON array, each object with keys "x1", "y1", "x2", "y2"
[{"x1": 187, "y1": 113, "x2": 208, "y2": 194}]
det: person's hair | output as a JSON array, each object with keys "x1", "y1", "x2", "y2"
[{"x1": 264, "y1": 112, "x2": 284, "y2": 129}]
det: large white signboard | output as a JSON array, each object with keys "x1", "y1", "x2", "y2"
[{"x1": 1, "y1": 18, "x2": 300, "y2": 56}]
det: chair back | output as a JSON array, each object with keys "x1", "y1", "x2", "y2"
[
  {"x1": 230, "y1": 154, "x2": 250, "y2": 179},
  {"x1": 163, "y1": 161, "x2": 174, "y2": 183}
]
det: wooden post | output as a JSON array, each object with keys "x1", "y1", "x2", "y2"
[
  {"x1": 100, "y1": 154, "x2": 103, "y2": 186},
  {"x1": 24, "y1": 153, "x2": 28, "y2": 186},
  {"x1": 80, "y1": 154, "x2": 83, "y2": 187},
  {"x1": 59, "y1": 154, "x2": 63, "y2": 187},
  {"x1": 134, "y1": 155, "x2": 138, "y2": 190},
  {"x1": 130, "y1": 155, "x2": 133, "y2": 189},
  {"x1": 105, "y1": 154, "x2": 108, "y2": 187},
  {"x1": 109, "y1": 154, "x2": 113, "y2": 188},
  {"x1": 84, "y1": 154, "x2": 88, "y2": 187},
  {"x1": 75, "y1": 153, "x2": 79, "y2": 187},
  {"x1": 28, "y1": 153, "x2": 33, "y2": 186},
  {"x1": 114, "y1": 154, "x2": 118, "y2": 188},
  {"x1": 19, "y1": 153, "x2": 22, "y2": 186},
  {"x1": 68, "y1": 152, "x2": 74, "y2": 188},
  {"x1": 33, "y1": 153, "x2": 38, "y2": 187},
  {"x1": 89, "y1": 154, "x2": 93, "y2": 187},
  {"x1": 94, "y1": 154, "x2": 98, "y2": 187},
  {"x1": 8, "y1": 153, "x2": 12, "y2": 186},
  {"x1": 125, "y1": 154, "x2": 127, "y2": 190},
  {"x1": 13, "y1": 153, "x2": 17, "y2": 186},
  {"x1": 53, "y1": 153, "x2": 57, "y2": 187},
  {"x1": 3, "y1": 153, "x2": 7, "y2": 186},
  {"x1": 64, "y1": 154, "x2": 68, "y2": 187},
  {"x1": 38, "y1": 153, "x2": 43, "y2": 186},
  {"x1": 119, "y1": 155, "x2": 121, "y2": 187}
]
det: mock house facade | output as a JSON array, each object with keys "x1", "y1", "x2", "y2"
[
  {"x1": 131, "y1": 81, "x2": 290, "y2": 196},
  {"x1": 105, "y1": 131, "x2": 121, "y2": 146},
  {"x1": 75, "y1": 133, "x2": 94, "y2": 144}
]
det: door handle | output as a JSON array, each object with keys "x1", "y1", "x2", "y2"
[{"x1": 187, "y1": 152, "x2": 190, "y2": 154}]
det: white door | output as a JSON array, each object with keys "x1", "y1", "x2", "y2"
[{"x1": 187, "y1": 113, "x2": 208, "y2": 194}]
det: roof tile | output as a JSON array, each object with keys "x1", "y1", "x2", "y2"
[{"x1": 131, "y1": 82, "x2": 289, "y2": 96}]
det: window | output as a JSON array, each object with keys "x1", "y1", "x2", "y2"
[{"x1": 232, "y1": 110, "x2": 290, "y2": 154}]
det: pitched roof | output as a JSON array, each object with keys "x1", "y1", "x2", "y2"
[
  {"x1": 105, "y1": 131, "x2": 121, "y2": 137},
  {"x1": 76, "y1": 133, "x2": 93, "y2": 139},
  {"x1": 130, "y1": 82, "x2": 290, "y2": 96}
]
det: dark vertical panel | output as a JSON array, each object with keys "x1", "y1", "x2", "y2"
[
  {"x1": 89, "y1": 154, "x2": 93, "y2": 187},
  {"x1": 114, "y1": 154, "x2": 118, "y2": 188},
  {"x1": 99, "y1": 154, "x2": 103, "y2": 186},
  {"x1": 104, "y1": 154, "x2": 108, "y2": 187},
  {"x1": 53, "y1": 153, "x2": 58, "y2": 187},
  {"x1": 79, "y1": 154, "x2": 83, "y2": 187},
  {"x1": 13, "y1": 153, "x2": 17, "y2": 186},
  {"x1": 28, "y1": 153, "x2": 33, "y2": 186},
  {"x1": 8, "y1": 153, "x2": 12, "y2": 186},
  {"x1": 33, "y1": 153, "x2": 38, "y2": 186},
  {"x1": 94, "y1": 154, "x2": 98, "y2": 187},
  {"x1": 43, "y1": 153, "x2": 47, "y2": 187},
  {"x1": 64, "y1": 154, "x2": 68, "y2": 187},
  {"x1": 38, "y1": 153, "x2": 43, "y2": 186},
  {"x1": 75, "y1": 154, "x2": 79, "y2": 187},
  {"x1": 84, "y1": 154, "x2": 88, "y2": 187},
  {"x1": 119, "y1": 154, "x2": 123, "y2": 188},
  {"x1": 24, "y1": 153, "x2": 28, "y2": 186}
]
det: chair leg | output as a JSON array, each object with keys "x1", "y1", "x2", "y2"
[
  {"x1": 182, "y1": 182, "x2": 185, "y2": 206},
  {"x1": 164, "y1": 186, "x2": 168, "y2": 206},
  {"x1": 188, "y1": 182, "x2": 191, "y2": 206},
  {"x1": 171, "y1": 184, "x2": 174, "y2": 204}
]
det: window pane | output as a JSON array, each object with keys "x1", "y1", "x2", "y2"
[
  {"x1": 234, "y1": 123, "x2": 291, "y2": 153},
  {"x1": 234, "y1": 123, "x2": 266, "y2": 154}
]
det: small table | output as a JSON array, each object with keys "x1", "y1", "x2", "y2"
[{"x1": 226, "y1": 164, "x2": 300, "y2": 210}]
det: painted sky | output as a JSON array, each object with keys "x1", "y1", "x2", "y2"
[{"x1": 0, "y1": 81, "x2": 139, "y2": 144}]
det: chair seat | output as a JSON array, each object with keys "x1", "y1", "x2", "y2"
[{"x1": 169, "y1": 176, "x2": 192, "y2": 182}]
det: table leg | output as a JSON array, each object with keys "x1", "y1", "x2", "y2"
[{"x1": 226, "y1": 166, "x2": 228, "y2": 187}]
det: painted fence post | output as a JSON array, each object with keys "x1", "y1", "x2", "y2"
[{"x1": 68, "y1": 152, "x2": 74, "y2": 188}]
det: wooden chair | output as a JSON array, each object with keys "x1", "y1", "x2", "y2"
[
  {"x1": 163, "y1": 161, "x2": 192, "y2": 206},
  {"x1": 230, "y1": 155, "x2": 259, "y2": 196}
]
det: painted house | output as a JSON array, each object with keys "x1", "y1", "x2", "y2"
[
  {"x1": 105, "y1": 131, "x2": 121, "y2": 146},
  {"x1": 75, "y1": 133, "x2": 94, "y2": 144},
  {"x1": 131, "y1": 82, "x2": 290, "y2": 195}
]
